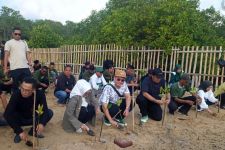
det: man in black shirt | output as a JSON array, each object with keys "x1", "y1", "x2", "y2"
[
  {"x1": 4, "y1": 77, "x2": 53, "y2": 143},
  {"x1": 54, "y1": 65, "x2": 76, "y2": 105},
  {"x1": 136, "y1": 68, "x2": 169, "y2": 123}
]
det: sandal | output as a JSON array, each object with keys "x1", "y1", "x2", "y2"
[{"x1": 87, "y1": 129, "x2": 95, "y2": 136}]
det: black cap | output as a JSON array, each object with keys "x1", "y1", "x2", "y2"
[{"x1": 152, "y1": 68, "x2": 164, "y2": 78}]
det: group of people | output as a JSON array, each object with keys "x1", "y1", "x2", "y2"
[{"x1": 1, "y1": 27, "x2": 225, "y2": 146}]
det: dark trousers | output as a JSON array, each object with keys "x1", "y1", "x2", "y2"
[
  {"x1": 78, "y1": 105, "x2": 95, "y2": 124},
  {"x1": 136, "y1": 97, "x2": 162, "y2": 121},
  {"x1": 101, "y1": 99, "x2": 133, "y2": 120},
  {"x1": 217, "y1": 93, "x2": 225, "y2": 107},
  {"x1": 14, "y1": 109, "x2": 53, "y2": 134},
  {"x1": 0, "y1": 83, "x2": 12, "y2": 94},
  {"x1": 168, "y1": 96, "x2": 196, "y2": 115},
  {"x1": 37, "y1": 78, "x2": 49, "y2": 91},
  {"x1": 10, "y1": 68, "x2": 31, "y2": 93}
]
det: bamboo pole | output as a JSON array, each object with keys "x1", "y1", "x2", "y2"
[
  {"x1": 212, "y1": 47, "x2": 216, "y2": 85},
  {"x1": 172, "y1": 47, "x2": 177, "y2": 72},
  {"x1": 147, "y1": 48, "x2": 150, "y2": 70},
  {"x1": 150, "y1": 50, "x2": 153, "y2": 69},
  {"x1": 188, "y1": 46, "x2": 194, "y2": 74},
  {"x1": 168, "y1": 50, "x2": 174, "y2": 81},
  {"x1": 192, "y1": 46, "x2": 199, "y2": 87},
  {"x1": 157, "y1": 49, "x2": 160, "y2": 68},
  {"x1": 203, "y1": 47, "x2": 209, "y2": 81},
  {"x1": 216, "y1": 47, "x2": 221, "y2": 87},
  {"x1": 181, "y1": 46, "x2": 185, "y2": 69},
  {"x1": 153, "y1": 49, "x2": 156, "y2": 68},
  {"x1": 165, "y1": 54, "x2": 168, "y2": 80},
  {"x1": 208, "y1": 47, "x2": 213, "y2": 81},
  {"x1": 184, "y1": 46, "x2": 190, "y2": 73},
  {"x1": 222, "y1": 46, "x2": 225, "y2": 84},
  {"x1": 198, "y1": 47, "x2": 204, "y2": 85}
]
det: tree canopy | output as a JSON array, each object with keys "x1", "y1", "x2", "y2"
[{"x1": 0, "y1": 0, "x2": 225, "y2": 49}]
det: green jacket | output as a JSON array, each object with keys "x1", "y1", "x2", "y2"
[
  {"x1": 82, "y1": 70, "x2": 94, "y2": 82},
  {"x1": 214, "y1": 82, "x2": 225, "y2": 97},
  {"x1": 103, "y1": 70, "x2": 114, "y2": 83},
  {"x1": 33, "y1": 70, "x2": 49, "y2": 84},
  {"x1": 170, "y1": 82, "x2": 190, "y2": 98}
]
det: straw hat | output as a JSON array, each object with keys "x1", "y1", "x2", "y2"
[{"x1": 115, "y1": 69, "x2": 126, "y2": 78}]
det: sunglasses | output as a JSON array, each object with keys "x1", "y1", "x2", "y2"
[
  {"x1": 116, "y1": 78, "x2": 125, "y2": 82},
  {"x1": 14, "y1": 33, "x2": 21, "y2": 36}
]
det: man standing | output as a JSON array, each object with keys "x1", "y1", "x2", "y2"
[
  {"x1": 4, "y1": 77, "x2": 53, "y2": 143},
  {"x1": 4, "y1": 27, "x2": 32, "y2": 92}
]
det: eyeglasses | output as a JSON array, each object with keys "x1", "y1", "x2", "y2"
[
  {"x1": 116, "y1": 78, "x2": 125, "y2": 83},
  {"x1": 14, "y1": 33, "x2": 21, "y2": 36}
]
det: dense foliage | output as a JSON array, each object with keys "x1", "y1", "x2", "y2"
[{"x1": 0, "y1": 0, "x2": 225, "y2": 49}]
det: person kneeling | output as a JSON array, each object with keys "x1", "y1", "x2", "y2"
[
  {"x1": 136, "y1": 68, "x2": 169, "y2": 123},
  {"x1": 4, "y1": 77, "x2": 53, "y2": 143},
  {"x1": 197, "y1": 80, "x2": 217, "y2": 115},
  {"x1": 99, "y1": 69, "x2": 132, "y2": 127},
  {"x1": 168, "y1": 74, "x2": 200, "y2": 117},
  {"x1": 62, "y1": 79, "x2": 98, "y2": 136}
]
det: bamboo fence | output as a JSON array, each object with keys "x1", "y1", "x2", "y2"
[{"x1": 31, "y1": 45, "x2": 224, "y2": 87}]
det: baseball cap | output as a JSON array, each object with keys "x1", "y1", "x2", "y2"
[
  {"x1": 152, "y1": 68, "x2": 164, "y2": 78},
  {"x1": 95, "y1": 67, "x2": 103, "y2": 73}
]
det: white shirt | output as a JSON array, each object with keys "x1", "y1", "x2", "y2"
[
  {"x1": 198, "y1": 89, "x2": 218, "y2": 109},
  {"x1": 99, "y1": 81, "x2": 130, "y2": 105},
  {"x1": 89, "y1": 73, "x2": 107, "y2": 90},
  {"x1": 5, "y1": 39, "x2": 30, "y2": 70}
]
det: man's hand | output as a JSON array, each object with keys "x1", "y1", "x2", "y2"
[
  {"x1": 123, "y1": 108, "x2": 129, "y2": 117},
  {"x1": 110, "y1": 119, "x2": 118, "y2": 127},
  {"x1": 40, "y1": 83, "x2": 48, "y2": 88},
  {"x1": 65, "y1": 89, "x2": 71, "y2": 93},
  {"x1": 165, "y1": 98, "x2": 170, "y2": 104},
  {"x1": 156, "y1": 100, "x2": 164, "y2": 105},
  {"x1": 36, "y1": 124, "x2": 44, "y2": 134},
  {"x1": 19, "y1": 132, "x2": 28, "y2": 141},
  {"x1": 81, "y1": 124, "x2": 89, "y2": 131},
  {"x1": 186, "y1": 100, "x2": 194, "y2": 106}
]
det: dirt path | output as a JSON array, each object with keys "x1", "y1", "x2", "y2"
[{"x1": 0, "y1": 88, "x2": 225, "y2": 150}]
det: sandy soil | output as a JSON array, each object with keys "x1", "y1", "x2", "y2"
[{"x1": 1, "y1": 88, "x2": 225, "y2": 150}]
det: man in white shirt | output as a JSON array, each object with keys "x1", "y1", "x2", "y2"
[
  {"x1": 99, "y1": 69, "x2": 132, "y2": 127},
  {"x1": 4, "y1": 27, "x2": 32, "y2": 92},
  {"x1": 89, "y1": 67, "x2": 107, "y2": 97}
]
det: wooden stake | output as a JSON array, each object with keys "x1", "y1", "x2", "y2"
[
  {"x1": 33, "y1": 90, "x2": 36, "y2": 150},
  {"x1": 132, "y1": 86, "x2": 135, "y2": 131},
  {"x1": 218, "y1": 94, "x2": 221, "y2": 113},
  {"x1": 162, "y1": 101, "x2": 167, "y2": 126}
]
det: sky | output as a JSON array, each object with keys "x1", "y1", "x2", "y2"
[{"x1": 0, "y1": 0, "x2": 224, "y2": 24}]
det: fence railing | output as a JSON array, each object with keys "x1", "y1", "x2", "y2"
[{"x1": 31, "y1": 45, "x2": 224, "y2": 87}]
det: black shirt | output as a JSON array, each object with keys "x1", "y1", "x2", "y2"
[
  {"x1": 139, "y1": 76, "x2": 165, "y2": 103},
  {"x1": 4, "y1": 90, "x2": 50, "y2": 134},
  {"x1": 54, "y1": 73, "x2": 76, "y2": 93}
]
